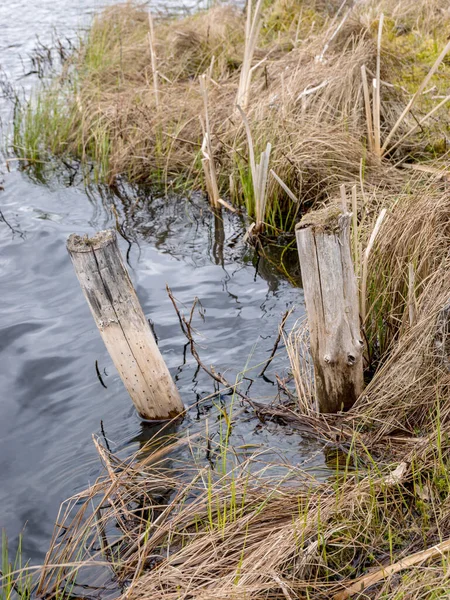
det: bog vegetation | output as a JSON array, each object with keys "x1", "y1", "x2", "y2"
[{"x1": 3, "y1": 0, "x2": 450, "y2": 598}]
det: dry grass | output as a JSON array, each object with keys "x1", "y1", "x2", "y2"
[
  {"x1": 5, "y1": 1, "x2": 450, "y2": 598},
  {"x1": 286, "y1": 170, "x2": 450, "y2": 442},
  {"x1": 12, "y1": 0, "x2": 450, "y2": 230},
  {"x1": 350, "y1": 176, "x2": 450, "y2": 440},
  {"x1": 28, "y1": 407, "x2": 450, "y2": 600}
]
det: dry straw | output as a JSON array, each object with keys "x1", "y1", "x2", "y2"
[
  {"x1": 360, "y1": 15, "x2": 450, "y2": 158},
  {"x1": 147, "y1": 11, "x2": 159, "y2": 110},
  {"x1": 381, "y1": 37, "x2": 450, "y2": 154},
  {"x1": 199, "y1": 73, "x2": 220, "y2": 208},
  {"x1": 14, "y1": 0, "x2": 450, "y2": 214},
  {"x1": 236, "y1": 0, "x2": 264, "y2": 110},
  {"x1": 284, "y1": 317, "x2": 316, "y2": 414},
  {"x1": 361, "y1": 207, "x2": 387, "y2": 323}
]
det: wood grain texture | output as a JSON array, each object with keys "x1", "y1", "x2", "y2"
[
  {"x1": 296, "y1": 209, "x2": 363, "y2": 413},
  {"x1": 67, "y1": 230, "x2": 183, "y2": 420}
]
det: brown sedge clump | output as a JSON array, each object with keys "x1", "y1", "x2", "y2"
[{"x1": 13, "y1": 0, "x2": 450, "y2": 229}]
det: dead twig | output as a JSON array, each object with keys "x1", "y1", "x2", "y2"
[
  {"x1": 259, "y1": 309, "x2": 292, "y2": 377},
  {"x1": 165, "y1": 285, "x2": 259, "y2": 410},
  {"x1": 334, "y1": 537, "x2": 450, "y2": 600}
]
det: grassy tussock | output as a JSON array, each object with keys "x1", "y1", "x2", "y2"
[
  {"x1": 351, "y1": 179, "x2": 450, "y2": 439},
  {"x1": 28, "y1": 415, "x2": 450, "y2": 600},
  {"x1": 11, "y1": 0, "x2": 450, "y2": 230}
]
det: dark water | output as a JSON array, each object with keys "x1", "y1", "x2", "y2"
[{"x1": 0, "y1": 0, "x2": 324, "y2": 570}]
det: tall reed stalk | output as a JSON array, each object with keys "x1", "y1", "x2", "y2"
[
  {"x1": 238, "y1": 106, "x2": 271, "y2": 233},
  {"x1": 199, "y1": 74, "x2": 220, "y2": 209},
  {"x1": 372, "y1": 13, "x2": 383, "y2": 156},
  {"x1": 408, "y1": 262, "x2": 416, "y2": 327},
  {"x1": 147, "y1": 11, "x2": 160, "y2": 110},
  {"x1": 270, "y1": 169, "x2": 299, "y2": 204},
  {"x1": 361, "y1": 208, "x2": 387, "y2": 322},
  {"x1": 236, "y1": 0, "x2": 264, "y2": 110},
  {"x1": 361, "y1": 65, "x2": 374, "y2": 152},
  {"x1": 361, "y1": 17, "x2": 450, "y2": 158}
]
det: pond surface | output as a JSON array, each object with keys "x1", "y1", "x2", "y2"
[{"x1": 0, "y1": 0, "x2": 324, "y2": 570}]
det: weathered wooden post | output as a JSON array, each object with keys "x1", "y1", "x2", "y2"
[
  {"x1": 67, "y1": 229, "x2": 184, "y2": 420},
  {"x1": 295, "y1": 206, "x2": 363, "y2": 413}
]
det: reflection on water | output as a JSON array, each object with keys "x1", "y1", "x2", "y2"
[{"x1": 0, "y1": 0, "x2": 325, "y2": 570}]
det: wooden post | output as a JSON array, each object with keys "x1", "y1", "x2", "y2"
[
  {"x1": 295, "y1": 206, "x2": 363, "y2": 413},
  {"x1": 67, "y1": 230, "x2": 184, "y2": 421}
]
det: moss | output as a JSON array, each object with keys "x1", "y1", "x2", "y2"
[
  {"x1": 263, "y1": 0, "x2": 324, "y2": 44},
  {"x1": 296, "y1": 204, "x2": 343, "y2": 233},
  {"x1": 383, "y1": 17, "x2": 450, "y2": 93}
]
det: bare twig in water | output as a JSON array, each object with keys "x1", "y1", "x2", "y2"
[
  {"x1": 95, "y1": 360, "x2": 108, "y2": 389},
  {"x1": 0, "y1": 207, "x2": 24, "y2": 238},
  {"x1": 259, "y1": 308, "x2": 292, "y2": 377},
  {"x1": 166, "y1": 285, "x2": 258, "y2": 409}
]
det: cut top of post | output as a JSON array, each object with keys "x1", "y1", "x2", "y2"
[
  {"x1": 67, "y1": 230, "x2": 115, "y2": 253},
  {"x1": 296, "y1": 205, "x2": 349, "y2": 235}
]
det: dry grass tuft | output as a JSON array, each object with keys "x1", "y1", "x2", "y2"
[
  {"x1": 286, "y1": 172, "x2": 450, "y2": 442},
  {"x1": 32, "y1": 417, "x2": 450, "y2": 600},
  {"x1": 13, "y1": 0, "x2": 450, "y2": 230},
  {"x1": 350, "y1": 176, "x2": 450, "y2": 439}
]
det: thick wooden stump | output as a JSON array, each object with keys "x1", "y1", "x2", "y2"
[
  {"x1": 67, "y1": 230, "x2": 184, "y2": 420},
  {"x1": 296, "y1": 207, "x2": 363, "y2": 413}
]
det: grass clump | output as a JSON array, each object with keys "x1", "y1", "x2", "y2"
[
  {"x1": 21, "y1": 404, "x2": 450, "y2": 600},
  {"x1": 11, "y1": 0, "x2": 450, "y2": 231},
  {"x1": 1, "y1": 532, "x2": 32, "y2": 600}
]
